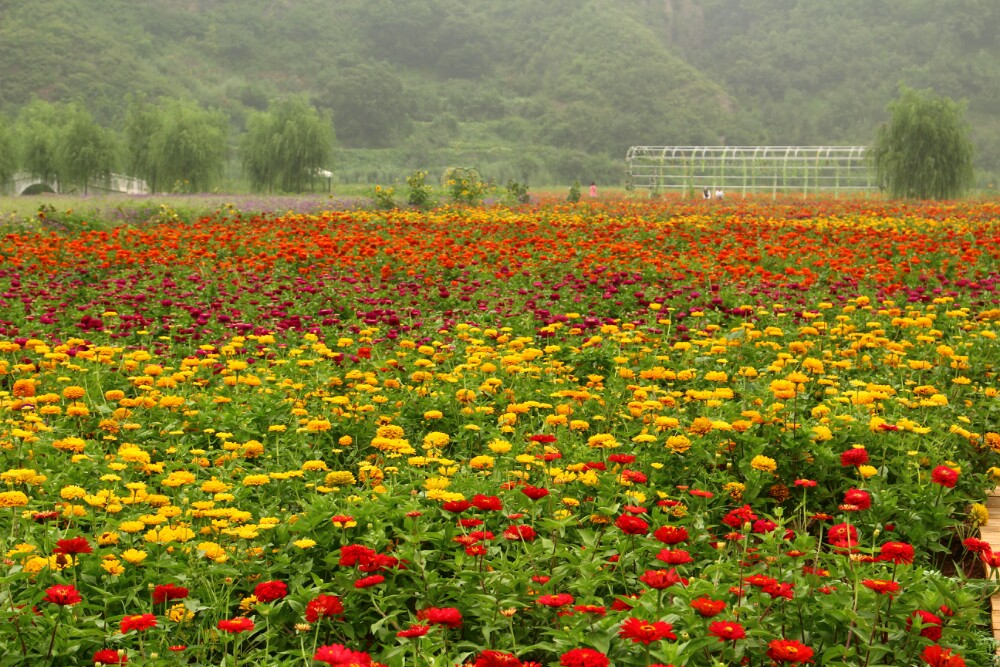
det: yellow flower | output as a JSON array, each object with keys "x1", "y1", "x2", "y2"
[
  {"x1": 168, "y1": 602, "x2": 194, "y2": 623},
  {"x1": 750, "y1": 455, "x2": 777, "y2": 473},
  {"x1": 120, "y1": 548, "x2": 148, "y2": 565},
  {"x1": 242, "y1": 475, "x2": 270, "y2": 487},
  {"x1": 423, "y1": 410, "x2": 443, "y2": 420},
  {"x1": 858, "y1": 465, "x2": 878, "y2": 479},
  {"x1": 0, "y1": 491, "x2": 30, "y2": 508},
  {"x1": 488, "y1": 439, "x2": 512, "y2": 454},
  {"x1": 101, "y1": 557, "x2": 125, "y2": 576},
  {"x1": 970, "y1": 503, "x2": 989, "y2": 527},
  {"x1": 665, "y1": 435, "x2": 692, "y2": 454},
  {"x1": 293, "y1": 538, "x2": 317, "y2": 549}
]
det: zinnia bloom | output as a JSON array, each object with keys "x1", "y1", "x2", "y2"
[
  {"x1": 559, "y1": 648, "x2": 609, "y2": 667},
  {"x1": 120, "y1": 613, "x2": 157, "y2": 633},
  {"x1": 305, "y1": 594, "x2": 344, "y2": 622},
  {"x1": 217, "y1": 617, "x2": 254, "y2": 633},
  {"x1": 766, "y1": 638, "x2": 814, "y2": 663},
  {"x1": 504, "y1": 525, "x2": 537, "y2": 542},
  {"x1": 521, "y1": 486, "x2": 550, "y2": 500},
  {"x1": 908, "y1": 610, "x2": 943, "y2": 641},
  {"x1": 396, "y1": 624, "x2": 430, "y2": 638},
  {"x1": 53, "y1": 536, "x2": 93, "y2": 555},
  {"x1": 921, "y1": 645, "x2": 966, "y2": 667},
  {"x1": 653, "y1": 525, "x2": 688, "y2": 544},
  {"x1": 92, "y1": 649, "x2": 127, "y2": 664},
  {"x1": 708, "y1": 620, "x2": 746, "y2": 642},
  {"x1": 253, "y1": 580, "x2": 288, "y2": 603},
  {"x1": 618, "y1": 617, "x2": 676, "y2": 644},
  {"x1": 418, "y1": 606, "x2": 463, "y2": 628},
  {"x1": 862, "y1": 579, "x2": 900, "y2": 597},
  {"x1": 313, "y1": 644, "x2": 371, "y2": 666},
  {"x1": 43, "y1": 584, "x2": 82, "y2": 606},
  {"x1": 475, "y1": 650, "x2": 522, "y2": 667},
  {"x1": 840, "y1": 447, "x2": 869, "y2": 467},
  {"x1": 614, "y1": 514, "x2": 649, "y2": 535},
  {"x1": 537, "y1": 593, "x2": 574, "y2": 608},
  {"x1": 841, "y1": 488, "x2": 871, "y2": 511},
  {"x1": 639, "y1": 568, "x2": 686, "y2": 589},
  {"x1": 354, "y1": 574, "x2": 385, "y2": 589},
  {"x1": 690, "y1": 597, "x2": 726, "y2": 617},
  {"x1": 152, "y1": 583, "x2": 189, "y2": 604},
  {"x1": 931, "y1": 466, "x2": 959, "y2": 488},
  {"x1": 879, "y1": 541, "x2": 915, "y2": 565}
]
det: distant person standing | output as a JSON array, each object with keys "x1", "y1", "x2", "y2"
[
  {"x1": 589, "y1": 182, "x2": 598, "y2": 198},
  {"x1": 715, "y1": 188, "x2": 724, "y2": 200},
  {"x1": 703, "y1": 187, "x2": 711, "y2": 200}
]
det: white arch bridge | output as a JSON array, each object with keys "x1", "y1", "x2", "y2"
[
  {"x1": 626, "y1": 146, "x2": 875, "y2": 197},
  {"x1": 4, "y1": 171, "x2": 149, "y2": 196}
]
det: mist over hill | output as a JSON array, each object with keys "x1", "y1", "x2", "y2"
[{"x1": 1, "y1": 0, "x2": 998, "y2": 186}]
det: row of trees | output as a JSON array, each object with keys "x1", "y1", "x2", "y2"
[{"x1": 0, "y1": 96, "x2": 334, "y2": 193}]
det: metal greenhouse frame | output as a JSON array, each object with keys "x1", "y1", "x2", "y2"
[{"x1": 625, "y1": 146, "x2": 874, "y2": 197}]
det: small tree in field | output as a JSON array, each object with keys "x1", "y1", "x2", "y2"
[{"x1": 869, "y1": 86, "x2": 974, "y2": 200}]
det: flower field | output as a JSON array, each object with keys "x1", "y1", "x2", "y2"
[{"x1": 2, "y1": 197, "x2": 1000, "y2": 666}]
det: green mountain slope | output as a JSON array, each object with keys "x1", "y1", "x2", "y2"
[{"x1": 1, "y1": 0, "x2": 998, "y2": 185}]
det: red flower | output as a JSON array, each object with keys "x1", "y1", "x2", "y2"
[
  {"x1": 618, "y1": 617, "x2": 676, "y2": 644},
  {"x1": 475, "y1": 650, "x2": 522, "y2": 667},
  {"x1": 305, "y1": 594, "x2": 344, "y2": 622},
  {"x1": 766, "y1": 639, "x2": 814, "y2": 663},
  {"x1": 559, "y1": 648, "x2": 609, "y2": 667},
  {"x1": 841, "y1": 488, "x2": 871, "y2": 511},
  {"x1": 339, "y1": 544, "x2": 376, "y2": 567},
  {"x1": 690, "y1": 597, "x2": 726, "y2": 617},
  {"x1": 708, "y1": 620, "x2": 746, "y2": 642},
  {"x1": 152, "y1": 583, "x2": 189, "y2": 604},
  {"x1": 879, "y1": 541, "x2": 915, "y2": 565},
  {"x1": 653, "y1": 525, "x2": 689, "y2": 544},
  {"x1": 962, "y1": 537, "x2": 991, "y2": 554},
  {"x1": 931, "y1": 466, "x2": 959, "y2": 488},
  {"x1": 573, "y1": 605, "x2": 606, "y2": 616},
  {"x1": 656, "y1": 549, "x2": 693, "y2": 565},
  {"x1": 922, "y1": 645, "x2": 966, "y2": 667},
  {"x1": 472, "y1": 494, "x2": 503, "y2": 511},
  {"x1": 54, "y1": 536, "x2": 93, "y2": 555},
  {"x1": 639, "y1": 568, "x2": 687, "y2": 589},
  {"x1": 529, "y1": 434, "x2": 557, "y2": 443},
  {"x1": 120, "y1": 613, "x2": 157, "y2": 633},
  {"x1": 908, "y1": 610, "x2": 943, "y2": 642},
  {"x1": 43, "y1": 584, "x2": 82, "y2": 606},
  {"x1": 764, "y1": 582, "x2": 795, "y2": 600},
  {"x1": 621, "y1": 470, "x2": 647, "y2": 484},
  {"x1": 745, "y1": 574, "x2": 778, "y2": 589},
  {"x1": 313, "y1": 643, "x2": 371, "y2": 666},
  {"x1": 862, "y1": 579, "x2": 900, "y2": 597},
  {"x1": 396, "y1": 624, "x2": 430, "y2": 638},
  {"x1": 253, "y1": 580, "x2": 288, "y2": 603},
  {"x1": 521, "y1": 486, "x2": 550, "y2": 500},
  {"x1": 537, "y1": 593, "x2": 574, "y2": 608},
  {"x1": 615, "y1": 514, "x2": 649, "y2": 535},
  {"x1": 418, "y1": 606, "x2": 462, "y2": 628},
  {"x1": 827, "y1": 522, "x2": 859, "y2": 547},
  {"x1": 217, "y1": 617, "x2": 254, "y2": 633},
  {"x1": 840, "y1": 447, "x2": 869, "y2": 467},
  {"x1": 608, "y1": 454, "x2": 636, "y2": 464},
  {"x1": 504, "y1": 525, "x2": 537, "y2": 542},
  {"x1": 721, "y1": 504, "x2": 757, "y2": 528},
  {"x1": 92, "y1": 649, "x2": 127, "y2": 664},
  {"x1": 793, "y1": 479, "x2": 817, "y2": 487},
  {"x1": 354, "y1": 574, "x2": 385, "y2": 589},
  {"x1": 443, "y1": 500, "x2": 473, "y2": 513}
]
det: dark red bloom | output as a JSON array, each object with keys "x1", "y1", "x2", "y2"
[
  {"x1": 217, "y1": 617, "x2": 254, "y2": 633},
  {"x1": 120, "y1": 613, "x2": 157, "y2": 633},
  {"x1": 472, "y1": 494, "x2": 503, "y2": 511},
  {"x1": 607, "y1": 454, "x2": 636, "y2": 464},
  {"x1": 690, "y1": 597, "x2": 726, "y2": 617},
  {"x1": 841, "y1": 488, "x2": 871, "y2": 511},
  {"x1": 253, "y1": 580, "x2": 288, "y2": 603},
  {"x1": 475, "y1": 650, "x2": 522, "y2": 667},
  {"x1": 619, "y1": 617, "x2": 676, "y2": 644},
  {"x1": 573, "y1": 605, "x2": 606, "y2": 616},
  {"x1": 504, "y1": 525, "x2": 537, "y2": 541},
  {"x1": 656, "y1": 549, "x2": 693, "y2": 565},
  {"x1": 766, "y1": 639, "x2": 815, "y2": 663},
  {"x1": 708, "y1": 620, "x2": 746, "y2": 642},
  {"x1": 152, "y1": 583, "x2": 189, "y2": 604},
  {"x1": 639, "y1": 568, "x2": 687, "y2": 589},
  {"x1": 827, "y1": 522, "x2": 859, "y2": 547},
  {"x1": 721, "y1": 504, "x2": 758, "y2": 528},
  {"x1": 396, "y1": 624, "x2": 430, "y2": 638},
  {"x1": 305, "y1": 594, "x2": 344, "y2": 622},
  {"x1": 840, "y1": 447, "x2": 869, "y2": 467},
  {"x1": 764, "y1": 582, "x2": 795, "y2": 600},
  {"x1": 443, "y1": 500, "x2": 473, "y2": 513},
  {"x1": 559, "y1": 648, "x2": 609, "y2": 667},
  {"x1": 92, "y1": 649, "x2": 127, "y2": 664},
  {"x1": 313, "y1": 643, "x2": 371, "y2": 666},
  {"x1": 908, "y1": 610, "x2": 943, "y2": 642},
  {"x1": 521, "y1": 486, "x2": 550, "y2": 500},
  {"x1": 931, "y1": 466, "x2": 959, "y2": 488},
  {"x1": 339, "y1": 544, "x2": 376, "y2": 567},
  {"x1": 354, "y1": 574, "x2": 385, "y2": 589},
  {"x1": 418, "y1": 606, "x2": 463, "y2": 628},
  {"x1": 537, "y1": 593, "x2": 574, "y2": 608},
  {"x1": 621, "y1": 470, "x2": 647, "y2": 484},
  {"x1": 615, "y1": 514, "x2": 649, "y2": 535},
  {"x1": 529, "y1": 434, "x2": 557, "y2": 443},
  {"x1": 921, "y1": 645, "x2": 966, "y2": 667},
  {"x1": 963, "y1": 537, "x2": 991, "y2": 554},
  {"x1": 653, "y1": 525, "x2": 689, "y2": 544},
  {"x1": 43, "y1": 584, "x2": 82, "y2": 606},
  {"x1": 879, "y1": 541, "x2": 915, "y2": 565},
  {"x1": 862, "y1": 579, "x2": 900, "y2": 597},
  {"x1": 53, "y1": 536, "x2": 93, "y2": 555}
]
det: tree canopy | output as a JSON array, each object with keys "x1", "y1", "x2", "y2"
[
  {"x1": 241, "y1": 96, "x2": 334, "y2": 193},
  {"x1": 869, "y1": 86, "x2": 974, "y2": 200}
]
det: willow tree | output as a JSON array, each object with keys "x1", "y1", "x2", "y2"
[
  {"x1": 56, "y1": 103, "x2": 119, "y2": 194},
  {"x1": 869, "y1": 86, "x2": 974, "y2": 200},
  {"x1": 241, "y1": 96, "x2": 334, "y2": 193},
  {"x1": 0, "y1": 116, "x2": 16, "y2": 187}
]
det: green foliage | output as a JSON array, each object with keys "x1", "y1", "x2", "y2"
[
  {"x1": 0, "y1": 116, "x2": 16, "y2": 186},
  {"x1": 442, "y1": 167, "x2": 488, "y2": 205},
  {"x1": 370, "y1": 184, "x2": 397, "y2": 210},
  {"x1": 241, "y1": 96, "x2": 334, "y2": 193},
  {"x1": 318, "y1": 62, "x2": 411, "y2": 148},
  {"x1": 16, "y1": 100, "x2": 63, "y2": 183},
  {"x1": 869, "y1": 86, "x2": 975, "y2": 199},
  {"x1": 405, "y1": 170, "x2": 434, "y2": 209},
  {"x1": 503, "y1": 179, "x2": 529, "y2": 205},
  {"x1": 56, "y1": 103, "x2": 118, "y2": 193},
  {"x1": 566, "y1": 180, "x2": 581, "y2": 203}
]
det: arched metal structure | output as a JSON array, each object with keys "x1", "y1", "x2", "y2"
[{"x1": 625, "y1": 146, "x2": 874, "y2": 197}]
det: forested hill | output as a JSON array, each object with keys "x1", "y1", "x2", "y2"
[{"x1": 2, "y1": 0, "x2": 998, "y2": 184}]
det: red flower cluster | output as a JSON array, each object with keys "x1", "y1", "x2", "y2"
[
  {"x1": 766, "y1": 639, "x2": 814, "y2": 663},
  {"x1": 417, "y1": 606, "x2": 463, "y2": 628},
  {"x1": 92, "y1": 649, "x2": 127, "y2": 665},
  {"x1": 217, "y1": 617, "x2": 254, "y2": 633},
  {"x1": 708, "y1": 621, "x2": 746, "y2": 642},
  {"x1": 908, "y1": 610, "x2": 943, "y2": 641},
  {"x1": 120, "y1": 613, "x2": 157, "y2": 633},
  {"x1": 54, "y1": 536, "x2": 93, "y2": 555},
  {"x1": 253, "y1": 580, "x2": 288, "y2": 603},
  {"x1": 152, "y1": 583, "x2": 189, "y2": 604},
  {"x1": 840, "y1": 447, "x2": 869, "y2": 467},
  {"x1": 305, "y1": 594, "x2": 344, "y2": 623},
  {"x1": 931, "y1": 466, "x2": 959, "y2": 488},
  {"x1": 879, "y1": 541, "x2": 915, "y2": 565},
  {"x1": 475, "y1": 650, "x2": 522, "y2": 667},
  {"x1": 559, "y1": 648, "x2": 609, "y2": 667},
  {"x1": 537, "y1": 593, "x2": 574, "y2": 608},
  {"x1": 614, "y1": 514, "x2": 649, "y2": 535},
  {"x1": 690, "y1": 597, "x2": 726, "y2": 617},
  {"x1": 862, "y1": 579, "x2": 901, "y2": 597},
  {"x1": 653, "y1": 525, "x2": 689, "y2": 544},
  {"x1": 44, "y1": 584, "x2": 82, "y2": 606},
  {"x1": 618, "y1": 617, "x2": 676, "y2": 644},
  {"x1": 314, "y1": 643, "x2": 371, "y2": 666},
  {"x1": 922, "y1": 645, "x2": 966, "y2": 667}
]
